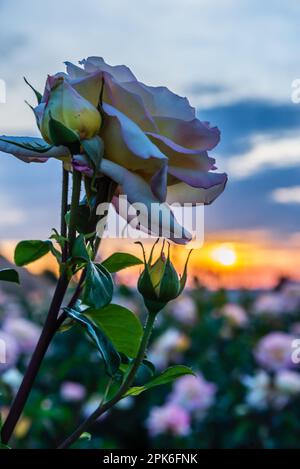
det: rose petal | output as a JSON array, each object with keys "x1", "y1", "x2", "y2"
[
  {"x1": 123, "y1": 82, "x2": 196, "y2": 121},
  {"x1": 168, "y1": 166, "x2": 228, "y2": 189},
  {"x1": 150, "y1": 164, "x2": 168, "y2": 202},
  {"x1": 78, "y1": 57, "x2": 195, "y2": 121},
  {"x1": 153, "y1": 117, "x2": 220, "y2": 151},
  {"x1": 100, "y1": 158, "x2": 192, "y2": 244},
  {"x1": 103, "y1": 73, "x2": 157, "y2": 132},
  {"x1": 167, "y1": 179, "x2": 228, "y2": 206},
  {"x1": 70, "y1": 71, "x2": 103, "y2": 107},
  {"x1": 101, "y1": 103, "x2": 167, "y2": 172},
  {"x1": 146, "y1": 132, "x2": 214, "y2": 171},
  {"x1": 80, "y1": 57, "x2": 137, "y2": 82}
]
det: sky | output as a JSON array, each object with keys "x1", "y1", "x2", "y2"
[{"x1": 0, "y1": 0, "x2": 300, "y2": 286}]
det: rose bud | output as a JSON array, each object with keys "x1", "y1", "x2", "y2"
[
  {"x1": 39, "y1": 76, "x2": 101, "y2": 147},
  {"x1": 137, "y1": 239, "x2": 192, "y2": 314}
]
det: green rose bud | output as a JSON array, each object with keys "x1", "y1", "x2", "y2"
[
  {"x1": 137, "y1": 239, "x2": 192, "y2": 314},
  {"x1": 39, "y1": 76, "x2": 101, "y2": 147}
]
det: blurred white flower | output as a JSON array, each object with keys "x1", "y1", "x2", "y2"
[
  {"x1": 146, "y1": 403, "x2": 191, "y2": 437},
  {"x1": 2, "y1": 317, "x2": 41, "y2": 354},
  {"x1": 168, "y1": 373, "x2": 216, "y2": 418},
  {"x1": 253, "y1": 290, "x2": 299, "y2": 317},
  {"x1": 168, "y1": 295, "x2": 198, "y2": 326},
  {"x1": 148, "y1": 328, "x2": 190, "y2": 370},
  {"x1": 0, "y1": 330, "x2": 19, "y2": 372},
  {"x1": 243, "y1": 369, "x2": 300, "y2": 411},
  {"x1": 242, "y1": 370, "x2": 271, "y2": 410},
  {"x1": 1, "y1": 367, "x2": 23, "y2": 391},
  {"x1": 219, "y1": 303, "x2": 248, "y2": 327},
  {"x1": 60, "y1": 381, "x2": 86, "y2": 402},
  {"x1": 254, "y1": 332, "x2": 295, "y2": 371}
]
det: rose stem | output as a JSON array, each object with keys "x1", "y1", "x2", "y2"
[
  {"x1": 1, "y1": 167, "x2": 82, "y2": 445},
  {"x1": 58, "y1": 311, "x2": 157, "y2": 449}
]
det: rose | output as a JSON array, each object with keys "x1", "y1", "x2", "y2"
[
  {"x1": 66, "y1": 57, "x2": 227, "y2": 204},
  {"x1": 35, "y1": 75, "x2": 102, "y2": 145},
  {"x1": 0, "y1": 57, "x2": 227, "y2": 243}
]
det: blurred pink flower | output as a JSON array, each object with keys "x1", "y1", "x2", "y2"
[
  {"x1": 2, "y1": 318, "x2": 41, "y2": 354},
  {"x1": 146, "y1": 403, "x2": 191, "y2": 437},
  {"x1": 60, "y1": 381, "x2": 86, "y2": 402},
  {"x1": 168, "y1": 295, "x2": 198, "y2": 326},
  {"x1": 168, "y1": 374, "x2": 216, "y2": 416},
  {"x1": 148, "y1": 328, "x2": 190, "y2": 369},
  {"x1": 254, "y1": 332, "x2": 295, "y2": 371}
]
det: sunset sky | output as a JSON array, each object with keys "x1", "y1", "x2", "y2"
[{"x1": 0, "y1": 0, "x2": 300, "y2": 288}]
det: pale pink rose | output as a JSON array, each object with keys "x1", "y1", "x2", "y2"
[
  {"x1": 254, "y1": 332, "x2": 295, "y2": 371},
  {"x1": 0, "y1": 58, "x2": 227, "y2": 244},
  {"x1": 168, "y1": 374, "x2": 216, "y2": 417},
  {"x1": 2, "y1": 318, "x2": 41, "y2": 354},
  {"x1": 60, "y1": 381, "x2": 86, "y2": 402},
  {"x1": 146, "y1": 403, "x2": 191, "y2": 437}
]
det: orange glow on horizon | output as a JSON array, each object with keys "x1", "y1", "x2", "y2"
[{"x1": 1, "y1": 231, "x2": 300, "y2": 290}]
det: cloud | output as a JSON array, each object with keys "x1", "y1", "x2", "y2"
[
  {"x1": 226, "y1": 133, "x2": 300, "y2": 179},
  {"x1": 272, "y1": 186, "x2": 300, "y2": 204}
]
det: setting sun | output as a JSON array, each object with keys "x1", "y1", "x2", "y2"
[{"x1": 210, "y1": 244, "x2": 237, "y2": 267}]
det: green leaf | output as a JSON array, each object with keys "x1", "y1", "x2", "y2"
[
  {"x1": 14, "y1": 240, "x2": 52, "y2": 266},
  {"x1": 24, "y1": 76, "x2": 42, "y2": 104},
  {"x1": 132, "y1": 360, "x2": 155, "y2": 386},
  {"x1": 75, "y1": 202, "x2": 97, "y2": 235},
  {"x1": 0, "y1": 414, "x2": 10, "y2": 449},
  {"x1": 178, "y1": 249, "x2": 193, "y2": 295},
  {"x1": 81, "y1": 136, "x2": 104, "y2": 171},
  {"x1": 64, "y1": 307, "x2": 120, "y2": 376},
  {"x1": 0, "y1": 136, "x2": 53, "y2": 154},
  {"x1": 0, "y1": 268, "x2": 20, "y2": 284},
  {"x1": 82, "y1": 261, "x2": 113, "y2": 309},
  {"x1": 84, "y1": 304, "x2": 143, "y2": 358},
  {"x1": 48, "y1": 113, "x2": 80, "y2": 150},
  {"x1": 124, "y1": 365, "x2": 195, "y2": 397},
  {"x1": 102, "y1": 252, "x2": 143, "y2": 273},
  {"x1": 79, "y1": 432, "x2": 91, "y2": 441},
  {"x1": 72, "y1": 234, "x2": 90, "y2": 262}
]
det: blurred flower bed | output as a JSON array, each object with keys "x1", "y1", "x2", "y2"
[{"x1": 1, "y1": 264, "x2": 300, "y2": 449}]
